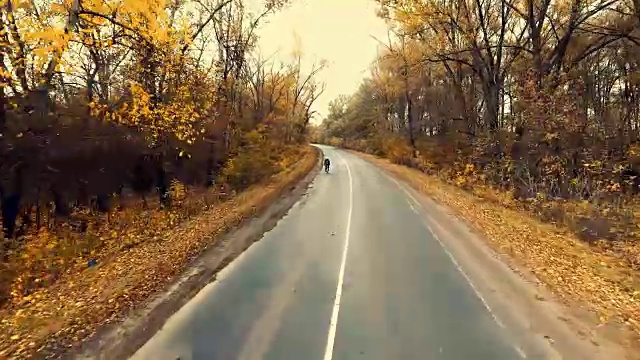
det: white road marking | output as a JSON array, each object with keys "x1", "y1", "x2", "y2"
[
  {"x1": 422, "y1": 220, "x2": 506, "y2": 329},
  {"x1": 387, "y1": 175, "x2": 421, "y2": 208},
  {"x1": 383, "y1": 170, "x2": 529, "y2": 358},
  {"x1": 376, "y1": 164, "x2": 505, "y2": 329},
  {"x1": 514, "y1": 345, "x2": 527, "y2": 358},
  {"x1": 323, "y1": 151, "x2": 354, "y2": 360},
  {"x1": 407, "y1": 199, "x2": 419, "y2": 214}
]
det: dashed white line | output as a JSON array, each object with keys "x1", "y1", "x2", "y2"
[
  {"x1": 383, "y1": 169, "x2": 508, "y2": 330},
  {"x1": 380, "y1": 166, "x2": 504, "y2": 328},
  {"x1": 323, "y1": 151, "x2": 354, "y2": 360},
  {"x1": 407, "y1": 199, "x2": 419, "y2": 213},
  {"x1": 514, "y1": 345, "x2": 527, "y2": 358},
  {"x1": 387, "y1": 172, "x2": 527, "y2": 359},
  {"x1": 422, "y1": 220, "x2": 506, "y2": 329},
  {"x1": 387, "y1": 175, "x2": 421, "y2": 208},
  {"x1": 400, "y1": 183, "x2": 421, "y2": 206}
]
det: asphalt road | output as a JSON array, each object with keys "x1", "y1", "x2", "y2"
[{"x1": 129, "y1": 146, "x2": 536, "y2": 360}]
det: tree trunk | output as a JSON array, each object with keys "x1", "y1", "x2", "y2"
[
  {"x1": 483, "y1": 81, "x2": 500, "y2": 131},
  {"x1": 406, "y1": 89, "x2": 416, "y2": 151}
]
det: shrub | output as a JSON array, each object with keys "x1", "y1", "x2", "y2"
[
  {"x1": 382, "y1": 136, "x2": 413, "y2": 166},
  {"x1": 222, "y1": 131, "x2": 277, "y2": 191}
]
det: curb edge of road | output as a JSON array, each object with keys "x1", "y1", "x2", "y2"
[{"x1": 72, "y1": 145, "x2": 324, "y2": 360}]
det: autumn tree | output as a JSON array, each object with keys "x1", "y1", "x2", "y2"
[
  {"x1": 0, "y1": 0, "x2": 325, "y2": 304},
  {"x1": 322, "y1": 0, "x2": 640, "y2": 213}
]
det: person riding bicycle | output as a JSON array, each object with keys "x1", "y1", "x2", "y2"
[{"x1": 323, "y1": 157, "x2": 331, "y2": 173}]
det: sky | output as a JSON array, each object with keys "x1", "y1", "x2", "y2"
[{"x1": 253, "y1": 0, "x2": 390, "y2": 124}]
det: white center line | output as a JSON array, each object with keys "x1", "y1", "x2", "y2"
[{"x1": 323, "y1": 151, "x2": 354, "y2": 360}]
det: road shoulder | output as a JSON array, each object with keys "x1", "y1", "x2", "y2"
[{"x1": 352, "y1": 150, "x2": 639, "y2": 360}]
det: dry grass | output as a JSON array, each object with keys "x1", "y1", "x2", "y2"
[
  {"x1": 0, "y1": 146, "x2": 318, "y2": 359},
  {"x1": 354, "y1": 151, "x2": 640, "y2": 350}
]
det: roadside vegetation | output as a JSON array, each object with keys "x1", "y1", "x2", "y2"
[
  {"x1": 0, "y1": 0, "x2": 322, "y2": 357},
  {"x1": 312, "y1": 0, "x2": 640, "y2": 352}
]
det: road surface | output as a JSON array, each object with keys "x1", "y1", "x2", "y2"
[{"x1": 128, "y1": 146, "x2": 555, "y2": 360}]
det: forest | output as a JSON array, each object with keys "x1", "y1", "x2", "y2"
[
  {"x1": 0, "y1": 0, "x2": 323, "y2": 333},
  {"x1": 316, "y1": 0, "x2": 640, "y2": 250}
]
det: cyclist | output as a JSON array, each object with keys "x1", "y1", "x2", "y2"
[{"x1": 323, "y1": 157, "x2": 331, "y2": 173}]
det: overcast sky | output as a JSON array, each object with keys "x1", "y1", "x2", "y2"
[{"x1": 254, "y1": 0, "x2": 389, "y2": 124}]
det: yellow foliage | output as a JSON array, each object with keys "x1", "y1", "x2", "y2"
[
  {"x1": 628, "y1": 144, "x2": 640, "y2": 158},
  {"x1": 327, "y1": 137, "x2": 344, "y2": 147},
  {"x1": 222, "y1": 132, "x2": 280, "y2": 190},
  {"x1": 381, "y1": 136, "x2": 413, "y2": 165},
  {"x1": 454, "y1": 175, "x2": 467, "y2": 187},
  {"x1": 464, "y1": 163, "x2": 475, "y2": 175},
  {"x1": 170, "y1": 179, "x2": 188, "y2": 204}
]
